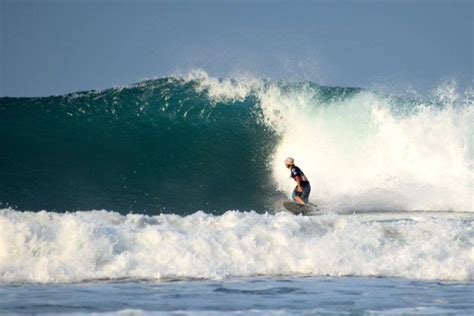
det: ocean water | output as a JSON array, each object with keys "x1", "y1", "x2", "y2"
[
  {"x1": 1, "y1": 277, "x2": 474, "y2": 315},
  {"x1": 0, "y1": 71, "x2": 473, "y2": 314}
]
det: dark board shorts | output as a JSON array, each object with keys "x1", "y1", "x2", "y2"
[{"x1": 292, "y1": 183, "x2": 311, "y2": 203}]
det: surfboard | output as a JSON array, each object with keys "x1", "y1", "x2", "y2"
[{"x1": 282, "y1": 200, "x2": 319, "y2": 215}]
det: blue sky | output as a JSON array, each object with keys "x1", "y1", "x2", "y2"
[{"x1": 1, "y1": 0, "x2": 472, "y2": 97}]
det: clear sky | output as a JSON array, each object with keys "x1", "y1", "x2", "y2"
[{"x1": 1, "y1": 0, "x2": 472, "y2": 97}]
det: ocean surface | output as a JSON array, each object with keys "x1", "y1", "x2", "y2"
[
  {"x1": 0, "y1": 71, "x2": 473, "y2": 314},
  {"x1": 1, "y1": 276, "x2": 473, "y2": 315}
]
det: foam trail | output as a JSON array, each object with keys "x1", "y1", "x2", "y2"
[
  {"x1": 0, "y1": 209, "x2": 473, "y2": 283},
  {"x1": 190, "y1": 72, "x2": 474, "y2": 212}
]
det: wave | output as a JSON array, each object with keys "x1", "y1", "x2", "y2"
[
  {"x1": 0, "y1": 209, "x2": 472, "y2": 283},
  {"x1": 0, "y1": 70, "x2": 473, "y2": 213}
]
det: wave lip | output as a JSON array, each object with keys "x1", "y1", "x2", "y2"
[{"x1": 1, "y1": 209, "x2": 472, "y2": 283}]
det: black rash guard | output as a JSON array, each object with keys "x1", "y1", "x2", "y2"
[{"x1": 290, "y1": 166, "x2": 310, "y2": 185}]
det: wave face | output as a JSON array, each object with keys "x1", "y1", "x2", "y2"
[
  {"x1": 0, "y1": 71, "x2": 473, "y2": 213},
  {"x1": 0, "y1": 76, "x2": 278, "y2": 213},
  {"x1": 0, "y1": 209, "x2": 472, "y2": 283}
]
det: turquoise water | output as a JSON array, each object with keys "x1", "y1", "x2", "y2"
[{"x1": 0, "y1": 78, "x2": 277, "y2": 213}]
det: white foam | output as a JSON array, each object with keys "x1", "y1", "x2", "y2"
[
  {"x1": 183, "y1": 69, "x2": 264, "y2": 102},
  {"x1": 185, "y1": 71, "x2": 474, "y2": 212},
  {"x1": 0, "y1": 209, "x2": 472, "y2": 283}
]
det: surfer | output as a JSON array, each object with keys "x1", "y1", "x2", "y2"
[{"x1": 284, "y1": 157, "x2": 311, "y2": 205}]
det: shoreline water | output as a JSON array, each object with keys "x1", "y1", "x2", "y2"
[{"x1": 1, "y1": 276, "x2": 473, "y2": 315}]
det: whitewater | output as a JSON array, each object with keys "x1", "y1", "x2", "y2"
[{"x1": 1, "y1": 208, "x2": 473, "y2": 284}]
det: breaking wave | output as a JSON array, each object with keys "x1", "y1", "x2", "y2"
[{"x1": 0, "y1": 71, "x2": 472, "y2": 213}]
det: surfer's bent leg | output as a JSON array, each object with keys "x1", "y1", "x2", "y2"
[
  {"x1": 291, "y1": 187, "x2": 297, "y2": 201},
  {"x1": 300, "y1": 183, "x2": 311, "y2": 203},
  {"x1": 292, "y1": 186, "x2": 306, "y2": 205}
]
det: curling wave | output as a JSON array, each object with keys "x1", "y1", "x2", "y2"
[{"x1": 0, "y1": 71, "x2": 472, "y2": 213}]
